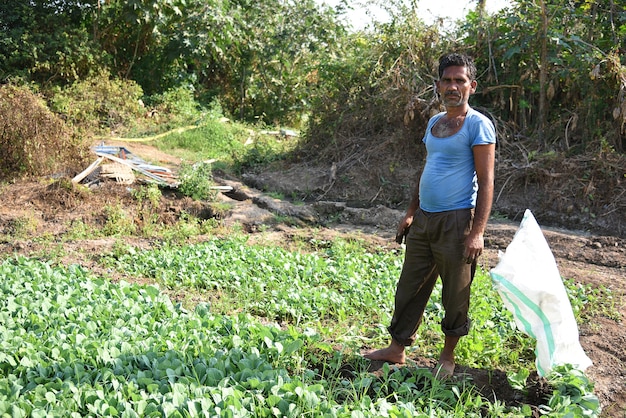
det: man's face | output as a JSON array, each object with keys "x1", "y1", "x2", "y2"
[{"x1": 436, "y1": 66, "x2": 477, "y2": 108}]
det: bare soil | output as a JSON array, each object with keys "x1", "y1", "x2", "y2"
[{"x1": 0, "y1": 142, "x2": 624, "y2": 417}]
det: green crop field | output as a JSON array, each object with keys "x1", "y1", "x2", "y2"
[{"x1": 0, "y1": 237, "x2": 601, "y2": 417}]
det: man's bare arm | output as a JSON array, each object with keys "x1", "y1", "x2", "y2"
[{"x1": 464, "y1": 143, "x2": 496, "y2": 259}]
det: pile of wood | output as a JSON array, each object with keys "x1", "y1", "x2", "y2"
[{"x1": 72, "y1": 144, "x2": 178, "y2": 187}]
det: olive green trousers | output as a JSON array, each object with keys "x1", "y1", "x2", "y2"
[{"x1": 388, "y1": 208, "x2": 477, "y2": 346}]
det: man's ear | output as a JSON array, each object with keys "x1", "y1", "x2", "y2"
[{"x1": 470, "y1": 80, "x2": 477, "y2": 93}]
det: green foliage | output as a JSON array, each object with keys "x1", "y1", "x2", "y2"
[
  {"x1": 177, "y1": 162, "x2": 217, "y2": 201},
  {"x1": 302, "y1": 14, "x2": 451, "y2": 161},
  {"x1": 132, "y1": 183, "x2": 162, "y2": 209},
  {"x1": 219, "y1": 0, "x2": 347, "y2": 126},
  {"x1": 101, "y1": 204, "x2": 137, "y2": 237},
  {"x1": 0, "y1": 84, "x2": 88, "y2": 180},
  {"x1": 0, "y1": 240, "x2": 605, "y2": 416},
  {"x1": 145, "y1": 84, "x2": 206, "y2": 127},
  {"x1": 157, "y1": 213, "x2": 218, "y2": 245},
  {"x1": 566, "y1": 279, "x2": 621, "y2": 322},
  {"x1": 1, "y1": 0, "x2": 349, "y2": 126},
  {"x1": 64, "y1": 219, "x2": 93, "y2": 241},
  {"x1": 104, "y1": 238, "x2": 401, "y2": 328},
  {"x1": 507, "y1": 368, "x2": 531, "y2": 391},
  {"x1": 461, "y1": 0, "x2": 626, "y2": 151},
  {"x1": 543, "y1": 365, "x2": 600, "y2": 417},
  {"x1": 0, "y1": 0, "x2": 104, "y2": 85},
  {"x1": 3, "y1": 0, "x2": 624, "y2": 155},
  {"x1": 234, "y1": 133, "x2": 294, "y2": 173},
  {"x1": 50, "y1": 70, "x2": 144, "y2": 134}
]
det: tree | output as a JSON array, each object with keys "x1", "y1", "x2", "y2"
[
  {"x1": 217, "y1": 0, "x2": 347, "y2": 125},
  {"x1": 0, "y1": 0, "x2": 102, "y2": 85},
  {"x1": 461, "y1": 0, "x2": 626, "y2": 152}
]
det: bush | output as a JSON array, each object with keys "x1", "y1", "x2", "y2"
[
  {"x1": 50, "y1": 70, "x2": 144, "y2": 134},
  {"x1": 146, "y1": 84, "x2": 205, "y2": 126},
  {"x1": 0, "y1": 84, "x2": 88, "y2": 180},
  {"x1": 177, "y1": 161, "x2": 217, "y2": 201}
]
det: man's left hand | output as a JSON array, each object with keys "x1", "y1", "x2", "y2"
[{"x1": 463, "y1": 233, "x2": 484, "y2": 263}]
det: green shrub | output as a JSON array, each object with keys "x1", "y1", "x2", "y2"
[
  {"x1": 146, "y1": 84, "x2": 204, "y2": 125},
  {"x1": 234, "y1": 133, "x2": 291, "y2": 172},
  {"x1": 177, "y1": 162, "x2": 217, "y2": 201},
  {"x1": 50, "y1": 70, "x2": 144, "y2": 134}
]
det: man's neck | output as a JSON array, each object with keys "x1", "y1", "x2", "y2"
[{"x1": 445, "y1": 105, "x2": 470, "y2": 118}]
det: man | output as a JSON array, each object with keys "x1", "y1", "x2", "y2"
[{"x1": 363, "y1": 53, "x2": 496, "y2": 379}]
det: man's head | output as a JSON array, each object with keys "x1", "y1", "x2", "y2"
[
  {"x1": 438, "y1": 53, "x2": 477, "y2": 81},
  {"x1": 436, "y1": 53, "x2": 477, "y2": 109}
]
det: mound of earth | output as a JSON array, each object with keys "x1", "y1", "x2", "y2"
[{"x1": 0, "y1": 142, "x2": 624, "y2": 416}]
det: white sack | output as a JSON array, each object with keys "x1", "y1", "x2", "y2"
[{"x1": 490, "y1": 209, "x2": 592, "y2": 376}]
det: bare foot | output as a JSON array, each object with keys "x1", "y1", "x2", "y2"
[
  {"x1": 362, "y1": 340, "x2": 406, "y2": 364},
  {"x1": 433, "y1": 359, "x2": 455, "y2": 379}
]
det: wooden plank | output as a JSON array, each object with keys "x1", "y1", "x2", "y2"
[{"x1": 72, "y1": 156, "x2": 105, "y2": 184}]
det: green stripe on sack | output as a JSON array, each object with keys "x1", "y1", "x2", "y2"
[
  {"x1": 491, "y1": 272, "x2": 555, "y2": 376},
  {"x1": 496, "y1": 288, "x2": 548, "y2": 377}
]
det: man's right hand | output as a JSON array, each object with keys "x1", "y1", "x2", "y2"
[{"x1": 395, "y1": 215, "x2": 413, "y2": 244}]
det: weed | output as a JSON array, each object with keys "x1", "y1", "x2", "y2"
[
  {"x1": 110, "y1": 239, "x2": 136, "y2": 260},
  {"x1": 102, "y1": 204, "x2": 136, "y2": 236},
  {"x1": 131, "y1": 184, "x2": 164, "y2": 237},
  {"x1": 160, "y1": 212, "x2": 209, "y2": 244},
  {"x1": 64, "y1": 219, "x2": 97, "y2": 240},
  {"x1": 9, "y1": 215, "x2": 40, "y2": 239},
  {"x1": 177, "y1": 162, "x2": 217, "y2": 201},
  {"x1": 132, "y1": 183, "x2": 162, "y2": 208}
]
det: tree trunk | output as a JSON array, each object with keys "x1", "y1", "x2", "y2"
[
  {"x1": 538, "y1": 0, "x2": 548, "y2": 147},
  {"x1": 476, "y1": 0, "x2": 486, "y2": 18}
]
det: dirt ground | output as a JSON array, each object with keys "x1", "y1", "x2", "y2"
[{"x1": 0, "y1": 142, "x2": 624, "y2": 417}]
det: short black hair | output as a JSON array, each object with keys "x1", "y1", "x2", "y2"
[{"x1": 438, "y1": 53, "x2": 477, "y2": 81}]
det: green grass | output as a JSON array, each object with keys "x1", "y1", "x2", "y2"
[{"x1": 151, "y1": 117, "x2": 293, "y2": 174}]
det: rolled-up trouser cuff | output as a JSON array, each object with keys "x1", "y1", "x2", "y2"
[
  {"x1": 387, "y1": 329, "x2": 415, "y2": 347},
  {"x1": 442, "y1": 319, "x2": 471, "y2": 337}
]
